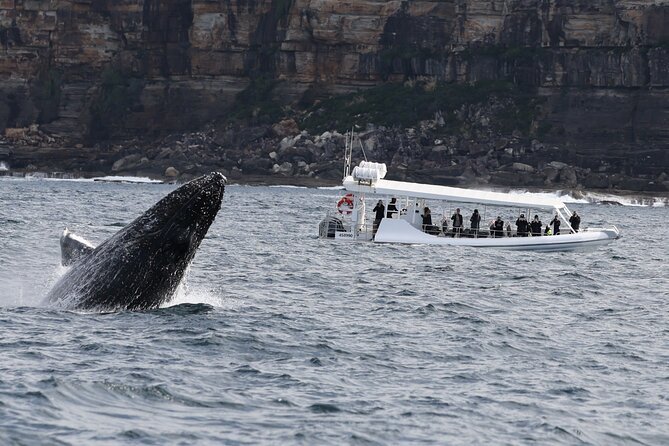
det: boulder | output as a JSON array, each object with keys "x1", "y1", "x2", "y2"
[
  {"x1": 4, "y1": 128, "x2": 27, "y2": 140},
  {"x1": 543, "y1": 166, "x2": 559, "y2": 183},
  {"x1": 559, "y1": 166, "x2": 578, "y2": 187},
  {"x1": 512, "y1": 162, "x2": 535, "y2": 173},
  {"x1": 272, "y1": 162, "x2": 293, "y2": 175},
  {"x1": 112, "y1": 154, "x2": 142, "y2": 172},
  {"x1": 548, "y1": 161, "x2": 568, "y2": 170},
  {"x1": 271, "y1": 119, "x2": 300, "y2": 138},
  {"x1": 165, "y1": 166, "x2": 179, "y2": 178}
]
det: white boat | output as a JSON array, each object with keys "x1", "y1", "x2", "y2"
[{"x1": 319, "y1": 149, "x2": 620, "y2": 252}]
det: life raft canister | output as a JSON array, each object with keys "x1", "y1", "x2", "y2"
[{"x1": 337, "y1": 193, "x2": 354, "y2": 214}]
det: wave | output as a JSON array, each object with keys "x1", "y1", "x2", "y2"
[
  {"x1": 91, "y1": 176, "x2": 163, "y2": 184},
  {"x1": 506, "y1": 188, "x2": 667, "y2": 207},
  {"x1": 0, "y1": 175, "x2": 163, "y2": 184}
]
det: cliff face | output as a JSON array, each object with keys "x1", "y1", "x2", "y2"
[{"x1": 1, "y1": 0, "x2": 668, "y2": 185}]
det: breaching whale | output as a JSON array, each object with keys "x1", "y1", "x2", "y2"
[{"x1": 45, "y1": 172, "x2": 226, "y2": 311}]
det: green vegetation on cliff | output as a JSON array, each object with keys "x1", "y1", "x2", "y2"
[
  {"x1": 300, "y1": 80, "x2": 539, "y2": 136},
  {"x1": 88, "y1": 68, "x2": 143, "y2": 141}
]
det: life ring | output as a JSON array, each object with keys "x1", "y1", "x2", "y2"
[{"x1": 337, "y1": 193, "x2": 354, "y2": 214}]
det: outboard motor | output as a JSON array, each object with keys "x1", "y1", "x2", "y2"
[{"x1": 319, "y1": 216, "x2": 345, "y2": 238}]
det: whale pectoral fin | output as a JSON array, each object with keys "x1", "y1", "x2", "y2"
[{"x1": 60, "y1": 228, "x2": 96, "y2": 266}]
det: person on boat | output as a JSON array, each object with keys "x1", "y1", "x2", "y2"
[
  {"x1": 515, "y1": 214, "x2": 529, "y2": 237},
  {"x1": 372, "y1": 199, "x2": 385, "y2": 238},
  {"x1": 544, "y1": 225, "x2": 552, "y2": 236},
  {"x1": 550, "y1": 214, "x2": 561, "y2": 235},
  {"x1": 530, "y1": 215, "x2": 543, "y2": 236},
  {"x1": 505, "y1": 221, "x2": 512, "y2": 237},
  {"x1": 451, "y1": 208, "x2": 463, "y2": 237},
  {"x1": 569, "y1": 211, "x2": 581, "y2": 233},
  {"x1": 421, "y1": 207, "x2": 439, "y2": 235},
  {"x1": 386, "y1": 197, "x2": 398, "y2": 219},
  {"x1": 441, "y1": 215, "x2": 449, "y2": 236},
  {"x1": 470, "y1": 209, "x2": 481, "y2": 237},
  {"x1": 491, "y1": 216, "x2": 504, "y2": 238}
]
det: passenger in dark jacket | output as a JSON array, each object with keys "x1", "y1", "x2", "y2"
[
  {"x1": 491, "y1": 216, "x2": 504, "y2": 238},
  {"x1": 569, "y1": 211, "x2": 581, "y2": 232},
  {"x1": 530, "y1": 215, "x2": 543, "y2": 236},
  {"x1": 372, "y1": 200, "x2": 385, "y2": 238},
  {"x1": 422, "y1": 207, "x2": 439, "y2": 235},
  {"x1": 550, "y1": 214, "x2": 561, "y2": 235},
  {"x1": 515, "y1": 214, "x2": 529, "y2": 237},
  {"x1": 422, "y1": 207, "x2": 432, "y2": 228},
  {"x1": 470, "y1": 209, "x2": 481, "y2": 236},
  {"x1": 451, "y1": 208, "x2": 463, "y2": 236}
]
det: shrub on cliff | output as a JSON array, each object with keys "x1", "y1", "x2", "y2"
[{"x1": 300, "y1": 80, "x2": 537, "y2": 136}]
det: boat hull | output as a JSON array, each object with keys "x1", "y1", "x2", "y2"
[{"x1": 372, "y1": 219, "x2": 620, "y2": 252}]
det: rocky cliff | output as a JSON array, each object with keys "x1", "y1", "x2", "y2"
[{"x1": 1, "y1": 0, "x2": 668, "y2": 191}]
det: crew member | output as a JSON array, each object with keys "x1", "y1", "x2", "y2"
[{"x1": 569, "y1": 211, "x2": 581, "y2": 233}]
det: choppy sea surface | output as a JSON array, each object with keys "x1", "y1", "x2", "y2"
[{"x1": 1, "y1": 176, "x2": 668, "y2": 445}]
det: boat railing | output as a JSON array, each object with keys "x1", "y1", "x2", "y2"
[{"x1": 323, "y1": 208, "x2": 611, "y2": 240}]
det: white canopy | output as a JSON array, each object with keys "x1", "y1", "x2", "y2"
[{"x1": 343, "y1": 177, "x2": 567, "y2": 211}]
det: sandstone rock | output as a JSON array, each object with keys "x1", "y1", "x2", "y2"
[
  {"x1": 272, "y1": 162, "x2": 293, "y2": 175},
  {"x1": 512, "y1": 162, "x2": 535, "y2": 173},
  {"x1": 112, "y1": 154, "x2": 142, "y2": 172},
  {"x1": 559, "y1": 167, "x2": 578, "y2": 188},
  {"x1": 272, "y1": 119, "x2": 300, "y2": 138},
  {"x1": 549, "y1": 161, "x2": 568, "y2": 170},
  {"x1": 164, "y1": 167, "x2": 179, "y2": 178},
  {"x1": 543, "y1": 167, "x2": 559, "y2": 183},
  {"x1": 279, "y1": 136, "x2": 297, "y2": 151},
  {"x1": 4, "y1": 128, "x2": 28, "y2": 140}
]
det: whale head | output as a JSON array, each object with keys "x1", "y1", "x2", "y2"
[{"x1": 46, "y1": 172, "x2": 227, "y2": 311}]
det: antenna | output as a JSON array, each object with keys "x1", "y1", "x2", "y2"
[
  {"x1": 358, "y1": 135, "x2": 368, "y2": 162},
  {"x1": 343, "y1": 127, "x2": 353, "y2": 178}
]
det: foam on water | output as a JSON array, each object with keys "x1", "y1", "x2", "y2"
[
  {"x1": 91, "y1": 176, "x2": 164, "y2": 184},
  {"x1": 268, "y1": 184, "x2": 308, "y2": 189}
]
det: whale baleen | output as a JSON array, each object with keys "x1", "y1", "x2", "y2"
[{"x1": 45, "y1": 172, "x2": 226, "y2": 311}]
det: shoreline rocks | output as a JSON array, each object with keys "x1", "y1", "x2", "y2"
[{"x1": 2, "y1": 123, "x2": 667, "y2": 197}]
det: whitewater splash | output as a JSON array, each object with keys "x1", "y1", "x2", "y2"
[
  {"x1": 0, "y1": 161, "x2": 8, "y2": 171},
  {"x1": 508, "y1": 188, "x2": 667, "y2": 207}
]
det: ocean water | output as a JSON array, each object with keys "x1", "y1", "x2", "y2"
[{"x1": 1, "y1": 176, "x2": 668, "y2": 445}]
